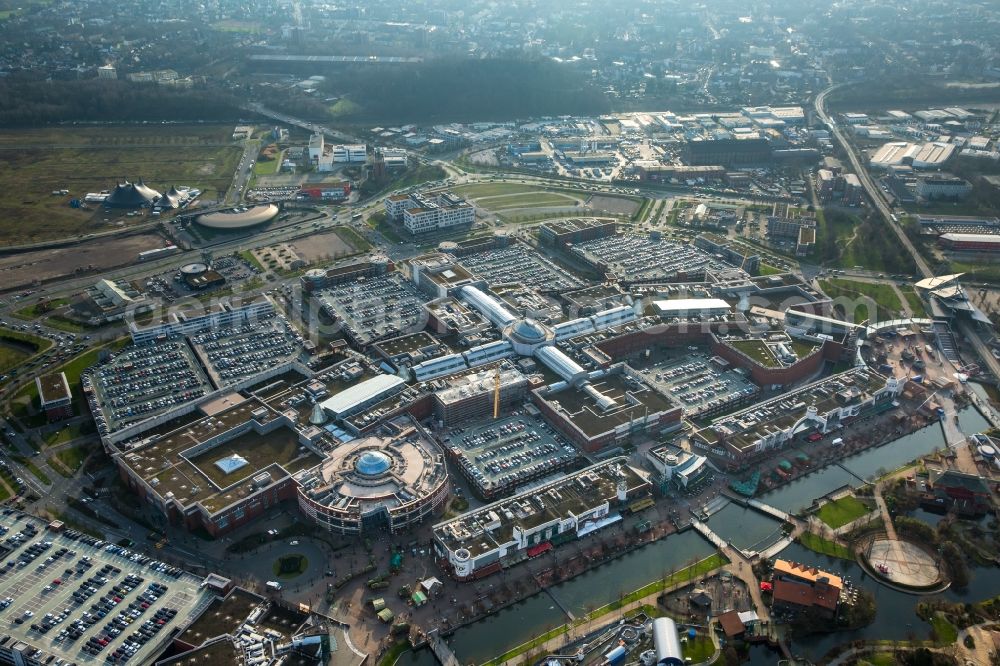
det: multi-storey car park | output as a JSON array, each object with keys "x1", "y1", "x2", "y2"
[
  {"x1": 441, "y1": 412, "x2": 579, "y2": 500},
  {"x1": 568, "y1": 233, "x2": 749, "y2": 284},
  {"x1": 82, "y1": 340, "x2": 211, "y2": 436},
  {"x1": 83, "y1": 305, "x2": 303, "y2": 440},
  {"x1": 432, "y1": 458, "x2": 651, "y2": 580},
  {"x1": 0, "y1": 514, "x2": 211, "y2": 666},
  {"x1": 454, "y1": 244, "x2": 585, "y2": 291},
  {"x1": 628, "y1": 351, "x2": 760, "y2": 420},
  {"x1": 314, "y1": 271, "x2": 428, "y2": 347},
  {"x1": 188, "y1": 318, "x2": 302, "y2": 386}
]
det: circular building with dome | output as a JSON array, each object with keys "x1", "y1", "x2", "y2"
[
  {"x1": 503, "y1": 317, "x2": 555, "y2": 355},
  {"x1": 296, "y1": 416, "x2": 449, "y2": 535}
]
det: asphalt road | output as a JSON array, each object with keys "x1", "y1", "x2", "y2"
[{"x1": 813, "y1": 85, "x2": 932, "y2": 279}]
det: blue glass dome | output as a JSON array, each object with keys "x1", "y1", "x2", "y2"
[
  {"x1": 512, "y1": 318, "x2": 545, "y2": 340},
  {"x1": 355, "y1": 451, "x2": 392, "y2": 477}
]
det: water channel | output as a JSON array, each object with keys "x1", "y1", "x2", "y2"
[
  {"x1": 760, "y1": 421, "x2": 950, "y2": 514},
  {"x1": 398, "y1": 407, "x2": 994, "y2": 665},
  {"x1": 702, "y1": 502, "x2": 783, "y2": 553},
  {"x1": 445, "y1": 530, "x2": 716, "y2": 664},
  {"x1": 783, "y1": 541, "x2": 1000, "y2": 662}
]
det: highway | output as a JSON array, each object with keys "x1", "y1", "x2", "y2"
[
  {"x1": 813, "y1": 85, "x2": 932, "y2": 279},
  {"x1": 814, "y1": 84, "x2": 1000, "y2": 379}
]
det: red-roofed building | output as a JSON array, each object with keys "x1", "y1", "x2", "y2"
[{"x1": 771, "y1": 559, "x2": 841, "y2": 618}]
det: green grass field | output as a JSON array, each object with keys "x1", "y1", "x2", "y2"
[
  {"x1": 12, "y1": 297, "x2": 70, "y2": 320},
  {"x1": 682, "y1": 634, "x2": 715, "y2": 663},
  {"x1": 47, "y1": 445, "x2": 89, "y2": 478},
  {"x1": 729, "y1": 339, "x2": 779, "y2": 367},
  {"x1": 333, "y1": 226, "x2": 372, "y2": 253},
  {"x1": 899, "y1": 286, "x2": 929, "y2": 318},
  {"x1": 0, "y1": 327, "x2": 51, "y2": 376},
  {"x1": 252, "y1": 156, "x2": 280, "y2": 176},
  {"x1": 816, "y1": 495, "x2": 871, "y2": 529},
  {"x1": 0, "y1": 342, "x2": 30, "y2": 376},
  {"x1": 821, "y1": 278, "x2": 903, "y2": 311},
  {"x1": 797, "y1": 532, "x2": 853, "y2": 559},
  {"x1": 43, "y1": 316, "x2": 91, "y2": 334},
  {"x1": 0, "y1": 124, "x2": 242, "y2": 244},
  {"x1": 482, "y1": 193, "x2": 579, "y2": 210},
  {"x1": 819, "y1": 278, "x2": 902, "y2": 323},
  {"x1": 239, "y1": 249, "x2": 264, "y2": 271},
  {"x1": 928, "y1": 611, "x2": 958, "y2": 644}
]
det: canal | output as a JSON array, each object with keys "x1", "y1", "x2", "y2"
[
  {"x1": 445, "y1": 530, "x2": 716, "y2": 665},
  {"x1": 783, "y1": 541, "x2": 1000, "y2": 662},
  {"x1": 703, "y1": 502, "x2": 783, "y2": 554},
  {"x1": 395, "y1": 407, "x2": 993, "y2": 665},
  {"x1": 760, "y1": 421, "x2": 949, "y2": 514}
]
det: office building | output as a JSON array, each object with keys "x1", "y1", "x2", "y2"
[{"x1": 36, "y1": 372, "x2": 73, "y2": 422}]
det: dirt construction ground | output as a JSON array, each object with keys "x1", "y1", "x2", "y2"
[{"x1": 0, "y1": 232, "x2": 167, "y2": 291}]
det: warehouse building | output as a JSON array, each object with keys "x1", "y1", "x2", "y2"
[
  {"x1": 938, "y1": 233, "x2": 1000, "y2": 253},
  {"x1": 319, "y1": 374, "x2": 407, "y2": 419},
  {"x1": 870, "y1": 141, "x2": 956, "y2": 169},
  {"x1": 651, "y1": 298, "x2": 732, "y2": 318},
  {"x1": 682, "y1": 137, "x2": 772, "y2": 166}
]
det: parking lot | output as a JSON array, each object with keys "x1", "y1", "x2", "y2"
[
  {"x1": 456, "y1": 245, "x2": 584, "y2": 291},
  {"x1": 315, "y1": 272, "x2": 427, "y2": 346},
  {"x1": 631, "y1": 352, "x2": 759, "y2": 418},
  {"x1": 442, "y1": 413, "x2": 579, "y2": 498},
  {"x1": 571, "y1": 234, "x2": 735, "y2": 282},
  {"x1": 189, "y1": 313, "x2": 303, "y2": 386},
  {"x1": 0, "y1": 513, "x2": 210, "y2": 665},
  {"x1": 84, "y1": 341, "x2": 211, "y2": 435}
]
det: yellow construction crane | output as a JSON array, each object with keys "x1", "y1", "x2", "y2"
[{"x1": 493, "y1": 362, "x2": 502, "y2": 419}]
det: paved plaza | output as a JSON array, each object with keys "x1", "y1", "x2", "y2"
[{"x1": 866, "y1": 538, "x2": 942, "y2": 588}]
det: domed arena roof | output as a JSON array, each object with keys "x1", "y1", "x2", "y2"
[
  {"x1": 355, "y1": 451, "x2": 392, "y2": 477},
  {"x1": 196, "y1": 204, "x2": 279, "y2": 230}
]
